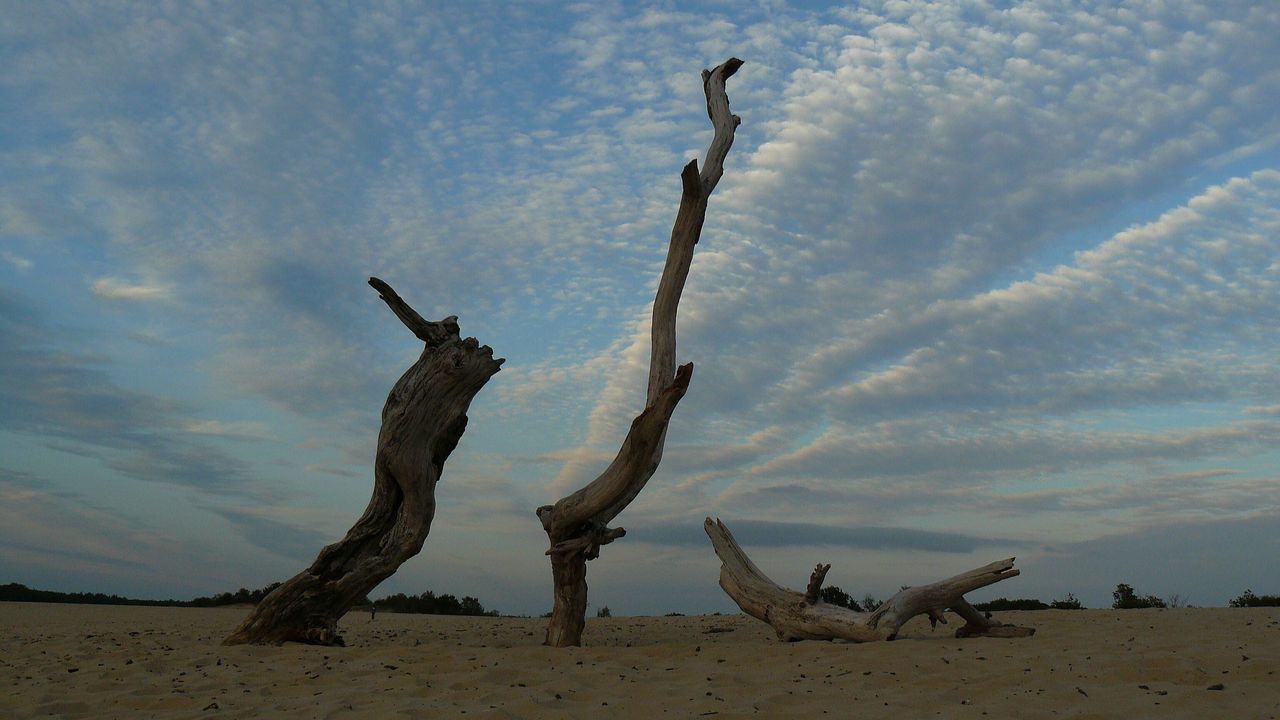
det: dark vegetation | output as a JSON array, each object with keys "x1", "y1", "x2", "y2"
[
  {"x1": 372, "y1": 592, "x2": 497, "y2": 616},
  {"x1": 0, "y1": 582, "x2": 288, "y2": 608},
  {"x1": 3, "y1": 582, "x2": 498, "y2": 616},
  {"x1": 1229, "y1": 589, "x2": 1280, "y2": 607},
  {"x1": 818, "y1": 586, "x2": 864, "y2": 611},
  {"x1": 1111, "y1": 583, "x2": 1168, "y2": 609},
  {"x1": 973, "y1": 598, "x2": 1049, "y2": 611},
  {"x1": 1, "y1": 582, "x2": 199, "y2": 607},
  {"x1": 972, "y1": 593, "x2": 1085, "y2": 611},
  {"x1": 814, "y1": 586, "x2": 888, "y2": 612},
  {"x1": 1049, "y1": 593, "x2": 1085, "y2": 610}
]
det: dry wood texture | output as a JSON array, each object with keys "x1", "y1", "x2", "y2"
[
  {"x1": 536, "y1": 58, "x2": 745, "y2": 647},
  {"x1": 223, "y1": 278, "x2": 502, "y2": 645},
  {"x1": 705, "y1": 518, "x2": 1035, "y2": 643}
]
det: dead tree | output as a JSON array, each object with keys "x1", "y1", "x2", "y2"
[
  {"x1": 223, "y1": 278, "x2": 503, "y2": 645},
  {"x1": 535, "y1": 58, "x2": 745, "y2": 647},
  {"x1": 704, "y1": 518, "x2": 1035, "y2": 642}
]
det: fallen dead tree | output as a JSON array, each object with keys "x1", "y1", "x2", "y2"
[{"x1": 704, "y1": 517, "x2": 1035, "y2": 642}]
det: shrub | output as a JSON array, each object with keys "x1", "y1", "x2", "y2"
[
  {"x1": 973, "y1": 597, "x2": 1049, "y2": 611},
  {"x1": 818, "y1": 586, "x2": 863, "y2": 611},
  {"x1": 1050, "y1": 593, "x2": 1085, "y2": 610},
  {"x1": 1229, "y1": 589, "x2": 1280, "y2": 607},
  {"x1": 1112, "y1": 583, "x2": 1166, "y2": 609},
  {"x1": 596, "y1": 606, "x2": 611, "y2": 618}
]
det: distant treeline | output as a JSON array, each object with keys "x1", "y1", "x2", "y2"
[
  {"x1": 2, "y1": 582, "x2": 499, "y2": 616},
  {"x1": 824, "y1": 584, "x2": 1280, "y2": 612},
  {"x1": 975, "y1": 586, "x2": 1280, "y2": 611},
  {"x1": 974, "y1": 595, "x2": 1085, "y2": 611},
  {"x1": 372, "y1": 591, "x2": 498, "y2": 616},
  {"x1": 0, "y1": 582, "x2": 288, "y2": 608},
  {"x1": 1, "y1": 583, "x2": 191, "y2": 607}
]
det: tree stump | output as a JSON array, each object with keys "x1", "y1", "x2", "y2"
[{"x1": 223, "y1": 278, "x2": 502, "y2": 645}]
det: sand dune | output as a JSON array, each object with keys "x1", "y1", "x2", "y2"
[{"x1": 2, "y1": 603, "x2": 1277, "y2": 718}]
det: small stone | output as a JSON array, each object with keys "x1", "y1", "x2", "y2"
[{"x1": 1206, "y1": 683, "x2": 1225, "y2": 691}]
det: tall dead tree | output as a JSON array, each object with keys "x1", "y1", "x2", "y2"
[
  {"x1": 224, "y1": 278, "x2": 503, "y2": 645},
  {"x1": 536, "y1": 58, "x2": 745, "y2": 647},
  {"x1": 705, "y1": 518, "x2": 1035, "y2": 642}
]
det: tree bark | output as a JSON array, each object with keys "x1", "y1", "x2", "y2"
[
  {"x1": 704, "y1": 518, "x2": 1035, "y2": 643},
  {"x1": 536, "y1": 58, "x2": 745, "y2": 647},
  {"x1": 223, "y1": 278, "x2": 503, "y2": 645}
]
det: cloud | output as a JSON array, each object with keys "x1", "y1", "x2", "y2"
[
  {"x1": 90, "y1": 277, "x2": 169, "y2": 301},
  {"x1": 0, "y1": 287, "x2": 254, "y2": 493},
  {"x1": 2, "y1": 251, "x2": 32, "y2": 271},
  {"x1": 207, "y1": 504, "x2": 336, "y2": 564},
  {"x1": 632, "y1": 518, "x2": 1015, "y2": 554},
  {"x1": 3, "y1": 1, "x2": 1279, "y2": 612},
  {"x1": 184, "y1": 419, "x2": 274, "y2": 441},
  {"x1": 0, "y1": 470, "x2": 261, "y2": 598}
]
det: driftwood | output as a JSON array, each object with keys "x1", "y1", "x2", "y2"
[
  {"x1": 535, "y1": 58, "x2": 745, "y2": 647},
  {"x1": 223, "y1": 278, "x2": 503, "y2": 645},
  {"x1": 704, "y1": 518, "x2": 1035, "y2": 642}
]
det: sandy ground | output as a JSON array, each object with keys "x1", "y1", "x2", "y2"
[{"x1": 2, "y1": 603, "x2": 1277, "y2": 719}]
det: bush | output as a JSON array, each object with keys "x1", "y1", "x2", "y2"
[
  {"x1": 1050, "y1": 593, "x2": 1085, "y2": 610},
  {"x1": 818, "y1": 586, "x2": 863, "y2": 611},
  {"x1": 596, "y1": 606, "x2": 611, "y2": 618},
  {"x1": 973, "y1": 597, "x2": 1049, "y2": 611},
  {"x1": 1112, "y1": 583, "x2": 1166, "y2": 609},
  {"x1": 1229, "y1": 589, "x2": 1280, "y2": 607},
  {"x1": 373, "y1": 591, "x2": 498, "y2": 616}
]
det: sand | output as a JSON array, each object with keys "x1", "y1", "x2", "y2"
[{"x1": 2, "y1": 603, "x2": 1277, "y2": 719}]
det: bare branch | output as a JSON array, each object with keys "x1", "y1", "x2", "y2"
[
  {"x1": 368, "y1": 276, "x2": 459, "y2": 346},
  {"x1": 804, "y1": 563, "x2": 831, "y2": 606}
]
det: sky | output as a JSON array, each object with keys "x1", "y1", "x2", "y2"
[{"x1": 2, "y1": 0, "x2": 1278, "y2": 617}]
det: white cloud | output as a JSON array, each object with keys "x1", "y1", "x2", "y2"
[
  {"x1": 2, "y1": 251, "x2": 32, "y2": 271},
  {"x1": 90, "y1": 277, "x2": 170, "y2": 301},
  {"x1": 184, "y1": 419, "x2": 274, "y2": 441}
]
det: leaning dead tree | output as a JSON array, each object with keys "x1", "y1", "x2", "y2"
[
  {"x1": 535, "y1": 58, "x2": 745, "y2": 647},
  {"x1": 224, "y1": 278, "x2": 503, "y2": 645},
  {"x1": 705, "y1": 518, "x2": 1035, "y2": 642}
]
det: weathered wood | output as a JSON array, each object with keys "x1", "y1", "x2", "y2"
[
  {"x1": 704, "y1": 518, "x2": 1034, "y2": 643},
  {"x1": 804, "y1": 563, "x2": 831, "y2": 606},
  {"x1": 222, "y1": 278, "x2": 502, "y2": 646},
  {"x1": 537, "y1": 58, "x2": 744, "y2": 647}
]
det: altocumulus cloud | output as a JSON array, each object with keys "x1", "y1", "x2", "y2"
[{"x1": 1, "y1": 1, "x2": 1278, "y2": 611}]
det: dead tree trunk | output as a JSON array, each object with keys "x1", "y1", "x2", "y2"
[
  {"x1": 704, "y1": 518, "x2": 1035, "y2": 642},
  {"x1": 536, "y1": 58, "x2": 745, "y2": 647},
  {"x1": 223, "y1": 278, "x2": 503, "y2": 646}
]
